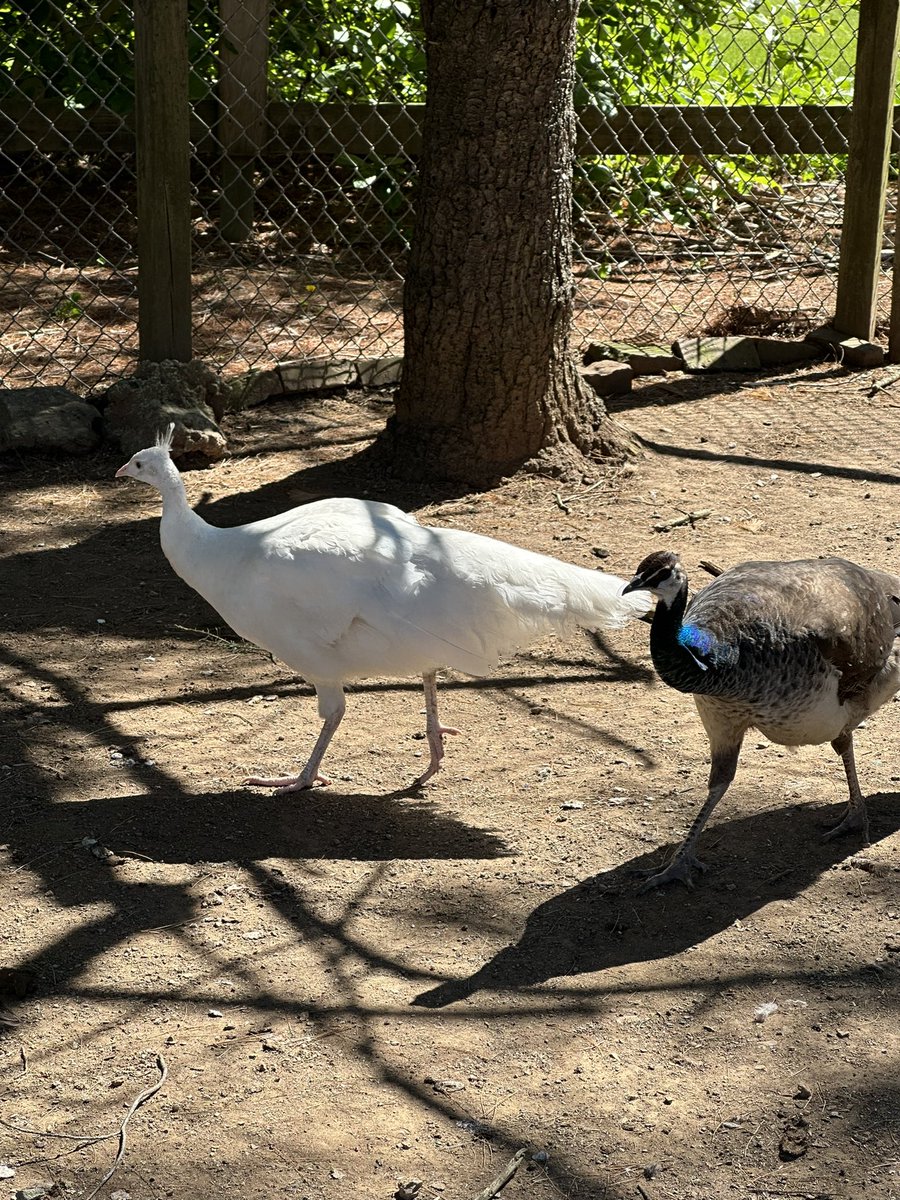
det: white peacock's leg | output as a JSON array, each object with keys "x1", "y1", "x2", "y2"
[
  {"x1": 245, "y1": 685, "x2": 346, "y2": 793},
  {"x1": 413, "y1": 670, "x2": 460, "y2": 786}
]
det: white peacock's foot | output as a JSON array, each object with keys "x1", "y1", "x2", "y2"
[
  {"x1": 244, "y1": 770, "x2": 331, "y2": 793},
  {"x1": 635, "y1": 852, "x2": 707, "y2": 893},
  {"x1": 414, "y1": 723, "x2": 462, "y2": 787}
]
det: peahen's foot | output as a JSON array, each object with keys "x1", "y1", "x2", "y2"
[
  {"x1": 244, "y1": 768, "x2": 331, "y2": 793},
  {"x1": 636, "y1": 852, "x2": 707, "y2": 893},
  {"x1": 821, "y1": 805, "x2": 869, "y2": 844}
]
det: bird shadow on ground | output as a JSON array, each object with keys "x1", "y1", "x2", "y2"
[
  {"x1": 411, "y1": 791, "x2": 900, "y2": 1008},
  {"x1": 52, "y1": 785, "x2": 512, "y2": 869}
]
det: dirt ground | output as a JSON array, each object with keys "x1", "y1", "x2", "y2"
[{"x1": 1, "y1": 361, "x2": 899, "y2": 1200}]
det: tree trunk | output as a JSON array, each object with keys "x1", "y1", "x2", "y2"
[{"x1": 380, "y1": 0, "x2": 628, "y2": 487}]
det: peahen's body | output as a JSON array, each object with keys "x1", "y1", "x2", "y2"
[
  {"x1": 623, "y1": 551, "x2": 900, "y2": 889},
  {"x1": 116, "y1": 428, "x2": 651, "y2": 790}
]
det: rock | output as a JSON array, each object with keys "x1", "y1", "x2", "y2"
[
  {"x1": 778, "y1": 1117, "x2": 810, "y2": 1160},
  {"x1": 356, "y1": 355, "x2": 403, "y2": 387},
  {"x1": 394, "y1": 1182, "x2": 423, "y2": 1200},
  {"x1": 225, "y1": 355, "x2": 402, "y2": 412},
  {"x1": 224, "y1": 367, "x2": 283, "y2": 412},
  {"x1": 752, "y1": 337, "x2": 822, "y2": 366},
  {"x1": 804, "y1": 325, "x2": 885, "y2": 368},
  {"x1": 225, "y1": 358, "x2": 359, "y2": 411},
  {"x1": 628, "y1": 350, "x2": 685, "y2": 375},
  {"x1": 584, "y1": 340, "x2": 682, "y2": 374},
  {"x1": 580, "y1": 360, "x2": 633, "y2": 396},
  {"x1": 102, "y1": 360, "x2": 227, "y2": 461},
  {"x1": 673, "y1": 336, "x2": 761, "y2": 372},
  {"x1": 276, "y1": 358, "x2": 357, "y2": 394},
  {"x1": 0, "y1": 387, "x2": 102, "y2": 453}
]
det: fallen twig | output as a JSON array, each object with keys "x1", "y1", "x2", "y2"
[
  {"x1": 0, "y1": 1116, "x2": 112, "y2": 1144},
  {"x1": 867, "y1": 366, "x2": 900, "y2": 396},
  {"x1": 555, "y1": 478, "x2": 610, "y2": 509},
  {"x1": 84, "y1": 1054, "x2": 168, "y2": 1200},
  {"x1": 652, "y1": 508, "x2": 712, "y2": 533},
  {"x1": 698, "y1": 558, "x2": 724, "y2": 578},
  {"x1": 469, "y1": 1146, "x2": 531, "y2": 1200}
]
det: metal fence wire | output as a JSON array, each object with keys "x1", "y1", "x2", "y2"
[{"x1": 0, "y1": 0, "x2": 872, "y2": 391}]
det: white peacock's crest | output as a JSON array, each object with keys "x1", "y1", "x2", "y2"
[{"x1": 156, "y1": 423, "x2": 176, "y2": 452}]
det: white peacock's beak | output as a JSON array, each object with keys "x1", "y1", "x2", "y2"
[{"x1": 115, "y1": 463, "x2": 131, "y2": 478}]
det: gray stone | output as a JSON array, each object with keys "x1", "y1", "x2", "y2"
[
  {"x1": 804, "y1": 326, "x2": 885, "y2": 369},
  {"x1": 584, "y1": 340, "x2": 641, "y2": 365},
  {"x1": 356, "y1": 355, "x2": 403, "y2": 387},
  {"x1": 224, "y1": 357, "x2": 364, "y2": 412},
  {"x1": 580, "y1": 360, "x2": 633, "y2": 396},
  {"x1": 224, "y1": 368, "x2": 282, "y2": 412},
  {"x1": 0, "y1": 386, "x2": 102, "y2": 453},
  {"x1": 584, "y1": 340, "x2": 682, "y2": 374},
  {"x1": 752, "y1": 337, "x2": 823, "y2": 366},
  {"x1": 277, "y1": 358, "x2": 357, "y2": 394},
  {"x1": 102, "y1": 360, "x2": 227, "y2": 460},
  {"x1": 673, "y1": 336, "x2": 762, "y2": 372},
  {"x1": 627, "y1": 351, "x2": 684, "y2": 375}
]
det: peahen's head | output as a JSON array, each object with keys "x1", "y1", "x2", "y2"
[
  {"x1": 623, "y1": 550, "x2": 688, "y2": 608},
  {"x1": 115, "y1": 424, "x2": 179, "y2": 491}
]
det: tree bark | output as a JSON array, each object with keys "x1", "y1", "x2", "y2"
[{"x1": 380, "y1": 0, "x2": 628, "y2": 487}]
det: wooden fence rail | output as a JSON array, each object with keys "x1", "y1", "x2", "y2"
[{"x1": 3, "y1": 100, "x2": 898, "y2": 159}]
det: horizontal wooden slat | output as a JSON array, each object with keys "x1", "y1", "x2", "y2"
[
  {"x1": 576, "y1": 105, "x2": 867, "y2": 156},
  {"x1": 3, "y1": 100, "x2": 897, "y2": 159}
]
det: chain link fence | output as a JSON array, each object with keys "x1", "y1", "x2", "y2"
[{"x1": 0, "y1": 0, "x2": 874, "y2": 391}]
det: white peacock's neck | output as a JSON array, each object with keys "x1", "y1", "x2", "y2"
[{"x1": 157, "y1": 468, "x2": 212, "y2": 582}]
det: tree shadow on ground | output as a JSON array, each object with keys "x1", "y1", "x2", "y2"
[{"x1": 411, "y1": 791, "x2": 900, "y2": 1008}]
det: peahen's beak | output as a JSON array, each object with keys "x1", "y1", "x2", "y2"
[{"x1": 621, "y1": 576, "x2": 644, "y2": 595}]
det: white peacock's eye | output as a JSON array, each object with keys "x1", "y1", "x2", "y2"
[{"x1": 135, "y1": 460, "x2": 142, "y2": 469}]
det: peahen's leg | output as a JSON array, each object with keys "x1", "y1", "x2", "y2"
[
  {"x1": 822, "y1": 730, "x2": 870, "y2": 842},
  {"x1": 246, "y1": 684, "x2": 346, "y2": 793},
  {"x1": 639, "y1": 739, "x2": 742, "y2": 892},
  {"x1": 413, "y1": 670, "x2": 460, "y2": 786}
]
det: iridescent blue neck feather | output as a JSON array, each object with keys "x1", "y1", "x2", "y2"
[{"x1": 649, "y1": 582, "x2": 727, "y2": 693}]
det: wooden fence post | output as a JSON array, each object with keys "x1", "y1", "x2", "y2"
[
  {"x1": 891, "y1": 178, "x2": 900, "y2": 361},
  {"x1": 834, "y1": 0, "x2": 900, "y2": 341},
  {"x1": 218, "y1": 0, "x2": 270, "y2": 242},
  {"x1": 134, "y1": 0, "x2": 192, "y2": 362}
]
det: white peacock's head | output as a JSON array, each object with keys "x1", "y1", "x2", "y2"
[{"x1": 114, "y1": 444, "x2": 174, "y2": 488}]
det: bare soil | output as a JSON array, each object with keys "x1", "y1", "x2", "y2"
[{"x1": 2, "y1": 362, "x2": 900, "y2": 1200}]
